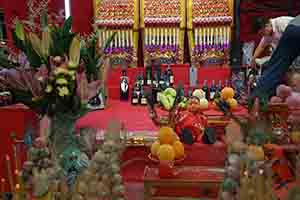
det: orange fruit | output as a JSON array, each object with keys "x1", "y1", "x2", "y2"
[
  {"x1": 221, "y1": 87, "x2": 235, "y2": 100},
  {"x1": 151, "y1": 141, "x2": 160, "y2": 156},
  {"x1": 173, "y1": 141, "x2": 185, "y2": 159},
  {"x1": 157, "y1": 144, "x2": 175, "y2": 161},
  {"x1": 158, "y1": 126, "x2": 176, "y2": 144},
  {"x1": 247, "y1": 145, "x2": 265, "y2": 161},
  {"x1": 226, "y1": 98, "x2": 238, "y2": 109},
  {"x1": 291, "y1": 131, "x2": 300, "y2": 144}
]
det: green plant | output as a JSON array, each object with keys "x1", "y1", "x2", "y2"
[{"x1": 80, "y1": 30, "x2": 116, "y2": 81}]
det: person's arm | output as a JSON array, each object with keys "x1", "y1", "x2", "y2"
[{"x1": 251, "y1": 36, "x2": 272, "y2": 67}]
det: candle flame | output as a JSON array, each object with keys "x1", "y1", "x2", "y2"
[
  {"x1": 15, "y1": 184, "x2": 20, "y2": 190},
  {"x1": 1, "y1": 178, "x2": 5, "y2": 182},
  {"x1": 5, "y1": 155, "x2": 10, "y2": 161}
]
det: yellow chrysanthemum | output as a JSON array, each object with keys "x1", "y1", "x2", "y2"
[
  {"x1": 57, "y1": 87, "x2": 69, "y2": 97},
  {"x1": 56, "y1": 78, "x2": 68, "y2": 85},
  {"x1": 45, "y1": 85, "x2": 53, "y2": 93},
  {"x1": 54, "y1": 68, "x2": 69, "y2": 75}
]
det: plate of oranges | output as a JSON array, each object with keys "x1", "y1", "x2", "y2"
[{"x1": 149, "y1": 126, "x2": 186, "y2": 164}]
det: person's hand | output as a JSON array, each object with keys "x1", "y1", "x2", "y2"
[{"x1": 250, "y1": 59, "x2": 257, "y2": 69}]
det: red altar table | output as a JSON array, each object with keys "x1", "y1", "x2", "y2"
[
  {"x1": 0, "y1": 105, "x2": 38, "y2": 192},
  {"x1": 143, "y1": 166, "x2": 224, "y2": 199}
]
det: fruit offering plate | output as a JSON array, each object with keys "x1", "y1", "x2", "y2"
[{"x1": 148, "y1": 153, "x2": 186, "y2": 164}]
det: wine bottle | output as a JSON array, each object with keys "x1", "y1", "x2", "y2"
[
  {"x1": 214, "y1": 80, "x2": 222, "y2": 100},
  {"x1": 140, "y1": 88, "x2": 147, "y2": 105},
  {"x1": 138, "y1": 72, "x2": 144, "y2": 86},
  {"x1": 164, "y1": 70, "x2": 170, "y2": 87},
  {"x1": 167, "y1": 65, "x2": 174, "y2": 85},
  {"x1": 145, "y1": 63, "x2": 152, "y2": 86},
  {"x1": 202, "y1": 80, "x2": 209, "y2": 100},
  {"x1": 120, "y1": 69, "x2": 129, "y2": 101},
  {"x1": 189, "y1": 65, "x2": 197, "y2": 88},
  {"x1": 131, "y1": 88, "x2": 139, "y2": 105},
  {"x1": 210, "y1": 80, "x2": 216, "y2": 101}
]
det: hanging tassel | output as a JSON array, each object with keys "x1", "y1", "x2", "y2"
[
  {"x1": 164, "y1": 28, "x2": 167, "y2": 47},
  {"x1": 149, "y1": 28, "x2": 152, "y2": 46},
  {"x1": 126, "y1": 30, "x2": 129, "y2": 48},
  {"x1": 118, "y1": 30, "x2": 121, "y2": 48}
]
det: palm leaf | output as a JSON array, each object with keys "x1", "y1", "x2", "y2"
[{"x1": 63, "y1": 17, "x2": 73, "y2": 35}]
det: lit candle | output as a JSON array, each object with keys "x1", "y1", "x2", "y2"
[
  {"x1": 5, "y1": 155, "x2": 14, "y2": 192},
  {"x1": 256, "y1": 169, "x2": 265, "y2": 200},
  {"x1": 240, "y1": 171, "x2": 250, "y2": 200},
  {"x1": 167, "y1": 28, "x2": 171, "y2": 46},
  {"x1": 159, "y1": 28, "x2": 163, "y2": 46},
  {"x1": 154, "y1": 28, "x2": 157, "y2": 45},
  {"x1": 14, "y1": 184, "x2": 20, "y2": 200},
  {"x1": 1, "y1": 178, "x2": 5, "y2": 194}
]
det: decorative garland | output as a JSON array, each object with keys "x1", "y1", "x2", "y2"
[
  {"x1": 188, "y1": 0, "x2": 233, "y2": 66},
  {"x1": 141, "y1": 0, "x2": 185, "y2": 64},
  {"x1": 95, "y1": 0, "x2": 139, "y2": 68}
]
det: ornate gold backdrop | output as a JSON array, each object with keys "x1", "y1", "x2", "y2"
[{"x1": 94, "y1": 0, "x2": 234, "y2": 67}]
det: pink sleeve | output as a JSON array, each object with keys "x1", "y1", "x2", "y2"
[{"x1": 259, "y1": 36, "x2": 272, "y2": 47}]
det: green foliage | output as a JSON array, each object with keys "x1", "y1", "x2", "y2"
[
  {"x1": 50, "y1": 17, "x2": 76, "y2": 57},
  {"x1": 80, "y1": 30, "x2": 116, "y2": 81}
]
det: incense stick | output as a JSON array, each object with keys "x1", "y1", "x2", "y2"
[{"x1": 5, "y1": 155, "x2": 14, "y2": 192}]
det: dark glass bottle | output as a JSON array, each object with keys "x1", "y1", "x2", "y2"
[
  {"x1": 167, "y1": 65, "x2": 174, "y2": 86},
  {"x1": 131, "y1": 88, "x2": 139, "y2": 105},
  {"x1": 120, "y1": 70, "x2": 129, "y2": 101},
  {"x1": 145, "y1": 63, "x2": 152, "y2": 86},
  {"x1": 209, "y1": 80, "x2": 216, "y2": 101},
  {"x1": 202, "y1": 80, "x2": 209, "y2": 100},
  {"x1": 140, "y1": 88, "x2": 147, "y2": 105},
  {"x1": 214, "y1": 80, "x2": 222, "y2": 100},
  {"x1": 164, "y1": 70, "x2": 170, "y2": 87}
]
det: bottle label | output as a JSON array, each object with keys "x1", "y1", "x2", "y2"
[
  {"x1": 147, "y1": 80, "x2": 152, "y2": 85},
  {"x1": 210, "y1": 92, "x2": 215, "y2": 100},
  {"x1": 157, "y1": 92, "x2": 161, "y2": 102},
  {"x1": 141, "y1": 80, "x2": 144, "y2": 85},
  {"x1": 132, "y1": 98, "x2": 138, "y2": 104},
  {"x1": 153, "y1": 80, "x2": 157, "y2": 85},
  {"x1": 141, "y1": 98, "x2": 147, "y2": 104},
  {"x1": 170, "y1": 76, "x2": 174, "y2": 84},
  {"x1": 159, "y1": 80, "x2": 164, "y2": 84}
]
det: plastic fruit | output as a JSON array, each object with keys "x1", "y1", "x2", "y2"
[
  {"x1": 270, "y1": 96, "x2": 283, "y2": 104},
  {"x1": 164, "y1": 88, "x2": 176, "y2": 97},
  {"x1": 151, "y1": 141, "x2": 160, "y2": 156},
  {"x1": 158, "y1": 127, "x2": 176, "y2": 144},
  {"x1": 247, "y1": 145, "x2": 265, "y2": 161},
  {"x1": 192, "y1": 89, "x2": 205, "y2": 99},
  {"x1": 172, "y1": 141, "x2": 185, "y2": 159},
  {"x1": 160, "y1": 94, "x2": 172, "y2": 110},
  {"x1": 157, "y1": 144, "x2": 175, "y2": 161},
  {"x1": 291, "y1": 131, "x2": 300, "y2": 144},
  {"x1": 276, "y1": 84, "x2": 292, "y2": 99},
  {"x1": 199, "y1": 98, "x2": 209, "y2": 109},
  {"x1": 221, "y1": 87, "x2": 235, "y2": 100},
  {"x1": 286, "y1": 94, "x2": 300, "y2": 108},
  {"x1": 226, "y1": 98, "x2": 238, "y2": 109}
]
